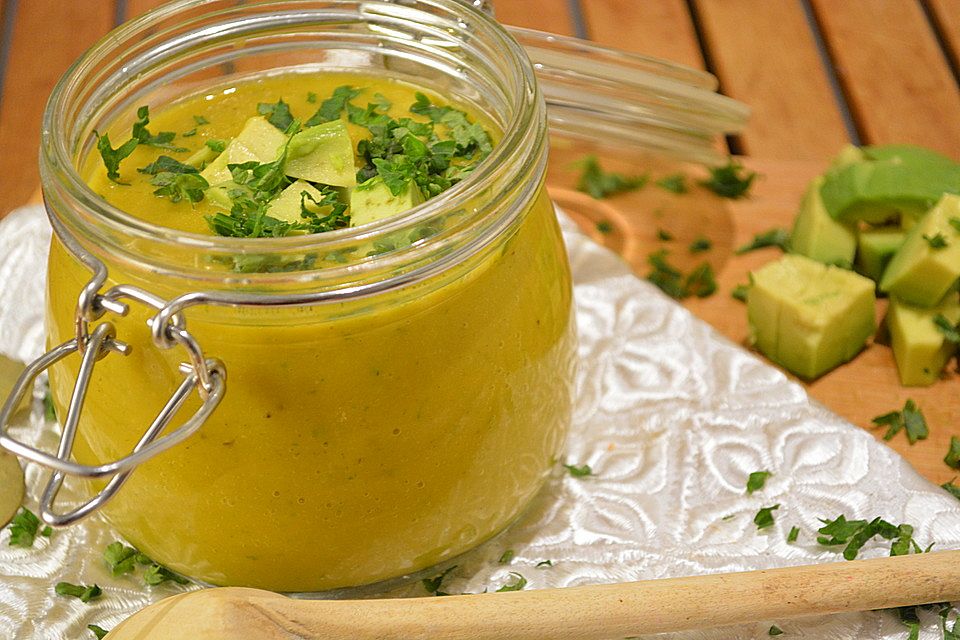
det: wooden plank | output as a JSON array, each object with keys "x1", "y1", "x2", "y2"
[
  {"x1": 924, "y1": 0, "x2": 960, "y2": 76},
  {"x1": 581, "y1": 0, "x2": 705, "y2": 69},
  {"x1": 811, "y1": 0, "x2": 960, "y2": 158},
  {"x1": 693, "y1": 0, "x2": 850, "y2": 161},
  {"x1": 125, "y1": 0, "x2": 170, "y2": 20},
  {"x1": 490, "y1": 0, "x2": 575, "y2": 36},
  {"x1": 0, "y1": 0, "x2": 115, "y2": 218}
]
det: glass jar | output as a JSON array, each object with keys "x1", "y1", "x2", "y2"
[{"x1": 37, "y1": 0, "x2": 575, "y2": 593}]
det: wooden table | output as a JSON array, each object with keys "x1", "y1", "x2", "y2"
[{"x1": 0, "y1": 0, "x2": 958, "y2": 485}]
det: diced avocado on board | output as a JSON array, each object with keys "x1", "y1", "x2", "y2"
[
  {"x1": 200, "y1": 117, "x2": 287, "y2": 185},
  {"x1": 791, "y1": 175, "x2": 857, "y2": 266},
  {"x1": 827, "y1": 144, "x2": 865, "y2": 172},
  {"x1": 855, "y1": 227, "x2": 905, "y2": 282},
  {"x1": 284, "y1": 120, "x2": 357, "y2": 188},
  {"x1": 350, "y1": 177, "x2": 424, "y2": 227},
  {"x1": 887, "y1": 291, "x2": 960, "y2": 386},
  {"x1": 880, "y1": 194, "x2": 960, "y2": 306},
  {"x1": 748, "y1": 254, "x2": 876, "y2": 379},
  {"x1": 266, "y1": 180, "x2": 328, "y2": 224},
  {"x1": 819, "y1": 145, "x2": 960, "y2": 224}
]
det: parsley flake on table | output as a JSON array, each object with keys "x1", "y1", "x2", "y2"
[
  {"x1": 536, "y1": 560, "x2": 554, "y2": 568},
  {"x1": 923, "y1": 232, "x2": 949, "y2": 249},
  {"x1": 943, "y1": 480, "x2": 960, "y2": 501},
  {"x1": 656, "y1": 228, "x2": 674, "y2": 241},
  {"x1": 646, "y1": 251, "x2": 716, "y2": 299},
  {"x1": 422, "y1": 565, "x2": 457, "y2": 596},
  {"x1": 55, "y1": 582, "x2": 102, "y2": 603},
  {"x1": 746, "y1": 470, "x2": 771, "y2": 494},
  {"x1": 495, "y1": 572, "x2": 527, "y2": 592},
  {"x1": 575, "y1": 156, "x2": 648, "y2": 199},
  {"x1": 104, "y1": 541, "x2": 147, "y2": 577},
  {"x1": 754, "y1": 504, "x2": 779, "y2": 530},
  {"x1": 871, "y1": 400, "x2": 928, "y2": 445},
  {"x1": 655, "y1": 173, "x2": 687, "y2": 194},
  {"x1": 88, "y1": 625, "x2": 110, "y2": 639},
  {"x1": 735, "y1": 228, "x2": 790, "y2": 255},
  {"x1": 787, "y1": 526, "x2": 800, "y2": 543},
  {"x1": 768, "y1": 625, "x2": 784, "y2": 636},
  {"x1": 701, "y1": 159, "x2": 756, "y2": 199},
  {"x1": 732, "y1": 283, "x2": 750, "y2": 302},
  {"x1": 689, "y1": 236, "x2": 712, "y2": 254},
  {"x1": 563, "y1": 463, "x2": 594, "y2": 478},
  {"x1": 144, "y1": 563, "x2": 189, "y2": 586},
  {"x1": 596, "y1": 220, "x2": 614, "y2": 234},
  {"x1": 7, "y1": 507, "x2": 49, "y2": 548},
  {"x1": 946, "y1": 436, "x2": 960, "y2": 470},
  {"x1": 935, "y1": 314, "x2": 960, "y2": 343},
  {"x1": 816, "y1": 515, "x2": 924, "y2": 561},
  {"x1": 42, "y1": 390, "x2": 56, "y2": 421},
  {"x1": 498, "y1": 549, "x2": 514, "y2": 565}
]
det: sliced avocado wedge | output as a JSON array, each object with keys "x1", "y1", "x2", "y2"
[
  {"x1": 200, "y1": 116, "x2": 287, "y2": 185},
  {"x1": 887, "y1": 290, "x2": 960, "y2": 386},
  {"x1": 819, "y1": 145, "x2": 960, "y2": 224},
  {"x1": 748, "y1": 254, "x2": 876, "y2": 379},
  {"x1": 827, "y1": 144, "x2": 865, "y2": 172},
  {"x1": 266, "y1": 180, "x2": 329, "y2": 224},
  {"x1": 855, "y1": 227, "x2": 905, "y2": 282},
  {"x1": 791, "y1": 175, "x2": 857, "y2": 266},
  {"x1": 350, "y1": 177, "x2": 423, "y2": 227},
  {"x1": 880, "y1": 193, "x2": 960, "y2": 306},
  {"x1": 284, "y1": 120, "x2": 357, "y2": 188}
]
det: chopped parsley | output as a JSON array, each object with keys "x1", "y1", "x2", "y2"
[
  {"x1": 257, "y1": 99, "x2": 295, "y2": 131},
  {"x1": 306, "y1": 91, "x2": 318, "y2": 104},
  {"x1": 55, "y1": 582, "x2": 102, "y2": 603},
  {"x1": 94, "y1": 132, "x2": 139, "y2": 184},
  {"x1": 144, "y1": 563, "x2": 189, "y2": 586},
  {"x1": 422, "y1": 565, "x2": 457, "y2": 596},
  {"x1": 754, "y1": 505, "x2": 779, "y2": 530},
  {"x1": 787, "y1": 526, "x2": 800, "y2": 543},
  {"x1": 746, "y1": 470, "x2": 771, "y2": 494},
  {"x1": 43, "y1": 390, "x2": 56, "y2": 421},
  {"x1": 732, "y1": 283, "x2": 750, "y2": 302},
  {"x1": 575, "y1": 156, "x2": 647, "y2": 199},
  {"x1": 193, "y1": 115, "x2": 209, "y2": 126},
  {"x1": 689, "y1": 236, "x2": 712, "y2": 253},
  {"x1": 950, "y1": 217, "x2": 960, "y2": 233},
  {"x1": 498, "y1": 549, "x2": 514, "y2": 565},
  {"x1": 735, "y1": 228, "x2": 790, "y2": 255},
  {"x1": 943, "y1": 479, "x2": 960, "y2": 501},
  {"x1": 495, "y1": 572, "x2": 527, "y2": 592},
  {"x1": 88, "y1": 625, "x2": 110, "y2": 639},
  {"x1": 596, "y1": 220, "x2": 614, "y2": 234},
  {"x1": 7, "y1": 508, "x2": 49, "y2": 547},
  {"x1": 656, "y1": 228, "x2": 674, "y2": 241},
  {"x1": 701, "y1": 159, "x2": 756, "y2": 199},
  {"x1": 131, "y1": 106, "x2": 185, "y2": 152},
  {"x1": 923, "y1": 232, "x2": 949, "y2": 249},
  {"x1": 817, "y1": 515, "x2": 925, "y2": 560},
  {"x1": 536, "y1": 560, "x2": 554, "y2": 568},
  {"x1": 563, "y1": 463, "x2": 594, "y2": 478},
  {"x1": 934, "y1": 314, "x2": 960, "y2": 343},
  {"x1": 646, "y1": 250, "x2": 716, "y2": 299},
  {"x1": 138, "y1": 155, "x2": 209, "y2": 203},
  {"x1": 307, "y1": 85, "x2": 362, "y2": 126},
  {"x1": 768, "y1": 625, "x2": 784, "y2": 636},
  {"x1": 655, "y1": 173, "x2": 687, "y2": 194},
  {"x1": 103, "y1": 540, "x2": 188, "y2": 585},
  {"x1": 946, "y1": 436, "x2": 960, "y2": 469},
  {"x1": 871, "y1": 400, "x2": 928, "y2": 444},
  {"x1": 205, "y1": 139, "x2": 227, "y2": 153}
]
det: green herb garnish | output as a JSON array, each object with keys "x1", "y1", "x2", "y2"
[
  {"x1": 768, "y1": 625, "x2": 784, "y2": 636},
  {"x1": 735, "y1": 228, "x2": 790, "y2": 254},
  {"x1": 94, "y1": 132, "x2": 139, "y2": 184},
  {"x1": 746, "y1": 470, "x2": 771, "y2": 494},
  {"x1": 646, "y1": 251, "x2": 716, "y2": 299},
  {"x1": 934, "y1": 314, "x2": 960, "y2": 343},
  {"x1": 946, "y1": 436, "x2": 960, "y2": 469},
  {"x1": 949, "y1": 217, "x2": 960, "y2": 233},
  {"x1": 193, "y1": 115, "x2": 209, "y2": 126},
  {"x1": 655, "y1": 174, "x2": 687, "y2": 194},
  {"x1": 143, "y1": 563, "x2": 189, "y2": 586},
  {"x1": 732, "y1": 283, "x2": 750, "y2": 302},
  {"x1": 55, "y1": 582, "x2": 102, "y2": 603},
  {"x1": 871, "y1": 400, "x2": 928, "y2": 444},
  {"x1": 656, "y1": 228, "x2": 674, "y2": 241},
  {"x1": 787, "y1": 526, "x2": 800, "y2": 543},
  {"x1": 422, "y1": 565, "x2": 457, "y2": 596},
  {"x1": 924, "y1": 233, "x2": 949, "y2": 249},
  {"x1": 495, "y1": 572, "x2": 527, "y2": 592},
  {"x1": 8, "y1": 508, "x2": 45, "y2": 547},
  {"x1": 701, "y1": 160, "x2": 756, "y2": 199},
  {"x1": 689, "y1": 236, "x2": 711, "y2": 253},
  {"x1": 257, "y1": 99, "x2": 295, "y2": 131},
  {"x1": 942, "y1": 480, "x2": 960, "y2": 501},
  {"x1": 817, "y1": 515, "x2": 923, "y2": 561},
  {"x1": 131, "y1": 106, "x2": 185, "y2": 152},
  {"x1": 754, "y1": 505, "x2": 779, "y2": 530},
  {"x1": 536, "y1": 560, "x2": 553, "y2": 568},
  {"x1": 88, "y1": 625, "x2": 110, "y2": 639},
  {"x1": 596, "y1": 220, "x2": 613, "y2": 234},
  {"x1": 563, "y1": 463, "x2": 593, "y2": 478},
  {"x1": 138, "y1": 155, "x2": 209, "y2": 203},
  {"x1": 306, "y1": 92, "x2": 318, "y2": 104},
  {"x1": 205, "y1": 139, "x2": 227, "y2": 153},
  {"x1": 575, "y1": 156, "x2": 647, "y2": 199},
  {"x1": 307, "y1": 85, "x2": 362, "y2": 126},
  {"x1": 43, "y1": 390, "x2": 56, "y2": 421},
  {"x1": 498, "y1": 549, "x2": 514, "y2": 564}
]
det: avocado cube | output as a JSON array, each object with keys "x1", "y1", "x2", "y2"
[
  {"x1": 266, "y1": 180, "x2": 328, "y2": 224},
  {"x1": 819, "y1": 146, "x2": 960, "y2": 224},
  {"x1": 827, "y1": 144, "x2": 865, "y2": 172},
  {"x1": 887, "y1": 291, "x2": 960, "y2": 386},
  {"x1": 200, "y1": 116, "x2": 286, "y2": 185},
  {"x1": 748, "y1": 254, "x2": 876, "y2": 379},
  {"x1": 880, "y1": 194, "x2": 960, "y2": 306},
  {"x1": 284, "y1": 120, "x2": 357, "y2": 188},
  {"x1": 791, "y1": 175, "x2": 857, "y2": 266},
  {"x1": 350, "y1": 177, "x2": 423, "y2": 227},
  {"x1": 855, "y1": 227, "x2": 905, "y2": 282},
  {"x1": 204, "y1": 181, "x2": 236, "y2": 210}
]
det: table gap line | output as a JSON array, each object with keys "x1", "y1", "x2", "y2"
[
  {"x1": 0, "y1": 0, "x2": 18, "y2": 117},
  {"x1": 566, "y1": 0, "x2": 587, "y2": 40},
  {"x1": 801, "y1": 0, "x2": 862, "y2": 146},
  {"x1": 918, "y1": 0, "x2": 960, "y2": 90},
  {"x1": 115, "y1": 0, "x2": 128, "y2": 26},
  {"x1": 685, "y1": 0, "x2": 736, "y2": 156}
]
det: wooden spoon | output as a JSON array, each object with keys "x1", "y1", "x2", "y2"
[{"x1": 107, "y1": 550, "x2": 960, "y2": 639}]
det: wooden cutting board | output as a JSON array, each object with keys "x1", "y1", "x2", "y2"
[{"x1": 549, "y1": 152, "x2": 960, "y2": 486}]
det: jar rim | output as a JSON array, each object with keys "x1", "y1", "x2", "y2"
[{"x1": 40, "y1": 0, "x2": 546, "y2": 287}]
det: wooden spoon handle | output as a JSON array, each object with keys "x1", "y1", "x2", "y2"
[{"x1": 109, "y1": 550, "x2": 960, "y2": 639}]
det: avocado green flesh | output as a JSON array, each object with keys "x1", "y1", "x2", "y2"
[
  {"x1": 350, "y1": 178, "x2": 424, "y2": 227},
  {"x1": 880, "y1": 194, "x2": 960, "y2": 307},
  {"x1": 855, "y1": 227, "x2": 905, "y2": 282},
  {"x1": 200, "y1": 116, "x2": 287, "y2": 185},
  {"x1": 267, "y1": 180, "x2": 327, "y2": 224},
  {"x1": 748, "y1": 254, "x2": 876, "y2": 379},
  {"x1": 285, "y1": 120, "x2": 357, "y2": 188},
  {"x1": 887, "y1": 291, "x2": 960, "y2": 386},
  {"x1": 791, "y1": 175, "x2": 857, "y2": 266}
]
